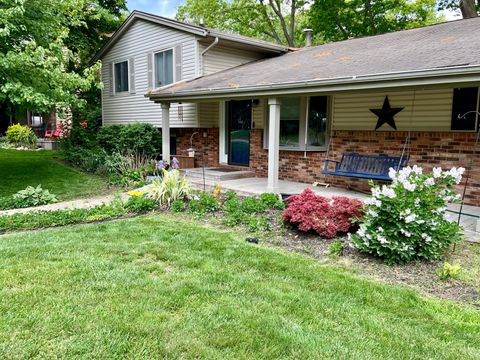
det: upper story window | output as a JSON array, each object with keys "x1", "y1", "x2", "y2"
[
  {"x1": 155, "y1": 49, "x2": 174, "y2": 87},
  {"x1": 266, "y1": 96, "x2": 329, "y2": 151},
  {"x1": 451, "y1": 87, "x2": 479, "y2": 131},
  {"x1": 114, "y1": 60, "x2": 129, "y2": 93}
]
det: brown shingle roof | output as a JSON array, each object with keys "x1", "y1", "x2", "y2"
[{"x1": 148, "y1": 17, "x2": 480, "y2": 99}]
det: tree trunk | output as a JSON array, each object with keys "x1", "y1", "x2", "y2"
[{"x1": 460, "y1": 0, "x2": 478, "y2": 18}]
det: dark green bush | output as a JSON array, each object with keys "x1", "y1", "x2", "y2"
[
  {"x1": 259, "y1": 193, "x2": 285, "y2": 210},
  {"x1": 96, "y1": 123, "x2": 161, "y2": 157},
  {"x1": 188, "y1": 192, "x2": 219, "y2": 217},
  {"x1": 125, "y1": 196, "x2": 157, "y2": 214},
  {"x1": 171, "y1": 200, "x2": 186, "y2": 213}
]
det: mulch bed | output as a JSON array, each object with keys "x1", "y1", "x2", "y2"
[{"x1": 265, "y1": 221, "x2": 480, "y2": 306}]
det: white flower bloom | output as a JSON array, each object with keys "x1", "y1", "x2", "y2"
[
  {"x1": 402, "y1": 244, "x2": 413, "y2": 252},
  {"x1": 367, "y1": 209, "x2": 378, "y2": 217},
  {"x1": 388, "y1": 168, "x2": 397, "y2": 180},
  {"x1": 378, "y1": 226, "x2": 384, "y2": 232},
  {"x1": 421, "y1": 233, "x2": 432, "y2": 242},
  {"x1": 357, "y1": 227, "x2": 366, "y2": 237},
  {"x1": 433, "y1": 167, "x2": 442, "y2": 178},
  {"x1": 371, "y1": 188, "x2": 382, "y2": 198},
  {"x1": 434, "y1": 207, "x2": 447, "y2": 214},
  {"x1": 405, "y1": 214, "x2": 417, "y2": 223},
  {"x1": 365, "y1": 197, "x2": 381, "y2": 207},
  {"x1": 430, "y1": 220, "x2": 438, "y2": 226},
  {"x1": 414, "y1": 198, "x2": 421, "y2": 206},
  {"x1": 377, "y1": 235, "x2": 389, "y2": 244},
  {"x1": 412, "y1": 165, "x2": 423, "y2": 175},
  {"x1": 400, "y1": 228, "x2": 412, "y2": 237},
  {"x1": 423, "y1": 177, "x2": 435, "y2": 187},
  {"x1": 381, "y1": 185, "x2": 396, "y2": 198},
  {"x1": 416, "y1": 220, "x2": 425, "y2": 224},
  {"x1": 402, "y1": 181, "x2": 416, "y2": 192}
]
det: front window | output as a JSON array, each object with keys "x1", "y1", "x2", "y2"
[
  {"x1": 155, "y1": 49, "x2": 174, "y2": 87},
  {"x1": 307, "y1": 96, "x2": 328, "y2": 148},
  {"x1": 266, "y1": 96, "x2": 329, "y2": 150},
  {"x1": 280, "y1": 97, "x2": 301, "y2": 147},
  {"x1": 114, "y1": 61, "x2": 129, "y2": 93}
]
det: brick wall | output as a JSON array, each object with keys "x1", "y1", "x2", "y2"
[
  {"x1": 175, "y1": 128, "x2": 219, "y2": 168},
  {"x1": 249, "y1": 129, "x2": 480, "y2": 206}
]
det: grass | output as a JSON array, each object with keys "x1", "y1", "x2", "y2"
[
  {"x1": 0, "y1": 149, "x2": 109, "y2": 200},
  {"x1": 0, "y1": 214, "x2": 479, "y2": 359}
]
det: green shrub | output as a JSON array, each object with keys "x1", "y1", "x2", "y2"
[
  {"x1": 63, "y1": 146, "x2": 106, "y2": 173},
  {"x1": 436, "y1": 262, "x2": 461, "y2": 280},
  {"x1": 328, "y1": 239, "x2": 343, "y2": 258},
  {"x1": 0, "y1": 196, "x2": 23, "y2": 210},
  {"x1": 6, "y1": 124, "x2": 37, "y2": 148},
  {"x1": 96, "y1": 123, "x2": 161, "y2": 157},
  {"x1": 13, "y1": 185, "x2": 57, "y2": 207},
  {"x1": 352, "y1": 166, "x2": 464, "y2": 264},
  {"x1": 171, "y1": 200, "x2": 186, "y2": 213},
  {"x1": 259, "y1": 193, "x2": 285, "y2": 210},
  {"x1": 148, "y1": 169, "x2": 191, "y2": 207},
  {"x1": 0, "y1": 203, "x2": 126, "y2": 232},
  {"x1": 125, "y1": 196, "x2": 157, "y2": 214},
  {"x1": 188, "y1": 192, "x2": 219, "y2": 217}
]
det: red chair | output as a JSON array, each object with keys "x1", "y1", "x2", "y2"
[
  {"x1": 53, "y1": 129, "x2": 62, "y2": 137},
  {"x1": 44, "y1": 130, "x2": 54, "y2": 138}
]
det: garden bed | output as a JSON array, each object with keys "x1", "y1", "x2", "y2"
[{"x1": 265, "y1": 226, "x2": 480, "y2": 306}]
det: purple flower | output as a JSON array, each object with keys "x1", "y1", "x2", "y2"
[
  {"x1": 172, "y1": 157, "x2": 180, "y2": 169},
  {"x1": 157, "y1": 160, "x2": 164, "y2": 170}
]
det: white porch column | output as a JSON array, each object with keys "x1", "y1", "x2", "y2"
[
  {"x1": 267, "y1": 98, "x2": 281, "y2": 192},
  {"x1": 161, "y1": 102, "x2": 171, "y2": 162}
]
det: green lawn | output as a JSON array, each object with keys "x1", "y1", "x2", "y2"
[
  {"x1": 0, "y1": 149, "x2": 110, "y2": 200},
  {"x1": 0, "y1": 215, "x2": 479, "y2": 359}
]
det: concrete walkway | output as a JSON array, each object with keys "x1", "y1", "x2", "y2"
[{"x1": 0, "y1": 193, "x2": 129, "y2": 216}]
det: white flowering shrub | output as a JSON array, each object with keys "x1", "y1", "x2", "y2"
[{"x1": 351, "y1": 166, "x2": 464, "y2": 264}]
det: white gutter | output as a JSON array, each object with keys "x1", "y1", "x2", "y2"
[
  {"x1": 148, "y1": 65, "x2": 480, "y2": 101},
  {"x1": 201, "y1": 37, "x2": 219, "y2": 56}
]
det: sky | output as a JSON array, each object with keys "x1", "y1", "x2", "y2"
[
  {"x1": 127, "y1": 0, "x2": 184, "y2": 17},
  {"x1": 127, "y1": 0, "x2": 462, "y2": 21}
]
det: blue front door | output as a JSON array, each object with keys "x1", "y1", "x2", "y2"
[{"x1": 228, "y1": 100, "x2": 251, "y2": 167}]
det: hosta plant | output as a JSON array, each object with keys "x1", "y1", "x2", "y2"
[
  {"x1": 351, "y1": 166, "x2": 464, "y2": 264},
  {"x1": 282, "y1": 189, "x2": 363, "y2": 238},
  {"x1": 13, "y1": 185, "x2": 57, "y2": 207}
]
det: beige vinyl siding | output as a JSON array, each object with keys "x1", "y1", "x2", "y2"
[
  {"x1": 333, "y1": 88, "x2": 454, "y2": 131},
  {"x1": 198, "y1": 102, "x2": 220, "y2": 127},
  {"x1": 199, "y1": 42, "x2": 265, "y2": 76},
  {"x1": 101, "y1": 19, "x2": 198, "y2": 128}
]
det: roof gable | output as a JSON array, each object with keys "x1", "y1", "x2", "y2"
[{"x1": 90, "y1": 10, "x2": 288, "y2": 65}]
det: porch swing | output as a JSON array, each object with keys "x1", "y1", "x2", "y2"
[{"x1": 321, "y1": 92, "x2": 416, "y2": 181}]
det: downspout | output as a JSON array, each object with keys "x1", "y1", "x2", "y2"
[{"x1": 201, "y1": 37, "x2": 219, "y2": 56}]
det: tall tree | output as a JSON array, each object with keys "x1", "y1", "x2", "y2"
[
  {"x1": 309, "y1": 0, "x2": 440, "y2": 42},
  {"x1": 437, "y1": 0, "x2": 479, "y2": 18},
  {"x1": 177, "y1": 0, "x2": 309, "y2": 47},
  {"x1": 0, "y1": 0, "x2": 126, "y2": 122}
]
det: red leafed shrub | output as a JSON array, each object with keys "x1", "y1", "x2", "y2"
[{"x1": 282, "y1": 189, "x2": 363, "y2": 238}]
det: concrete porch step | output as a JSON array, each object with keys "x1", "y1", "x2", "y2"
[{"x1": 181, "y1": 167, "x2": 255, "y2": 182}]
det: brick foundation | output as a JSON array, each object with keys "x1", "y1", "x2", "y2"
[{"x1": 175, "y1": 128, "x2": 220, "y2": 168}]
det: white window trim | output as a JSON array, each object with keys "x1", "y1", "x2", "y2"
[
  {"x1": 112, "y1": 59, "x2": 130, "y2": 95},
  {"x1": 153, "y1": 46, "x2": 175, "y2": 88},
  {"x1": 264, "y1": 96, "x2": 330, "y2": 152}
]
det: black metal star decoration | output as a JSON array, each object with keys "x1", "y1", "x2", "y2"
[{"x1": 370, "y1": 96, "x2": 404, "y2": 130}]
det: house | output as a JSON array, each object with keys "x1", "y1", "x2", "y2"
[
  {"x1": 95, "y1": 11, "x2": 480, "y2": 205},
  {"x1": 92, "y1": 10, "x2": 288, "y2": 165}
]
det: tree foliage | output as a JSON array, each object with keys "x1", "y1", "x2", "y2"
[
  {"x1": 0, "y1": 0, "x2": 126, "y2": 115},
  {"x1": 177, "y1": 0, "x2": 309, "y2": 47},
  {"x1": 309, "y1": 0, "x2": 440, "y2": 42},
  {"x1": 437, "y1": 0, "x2": 479, "y2": 18}
]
